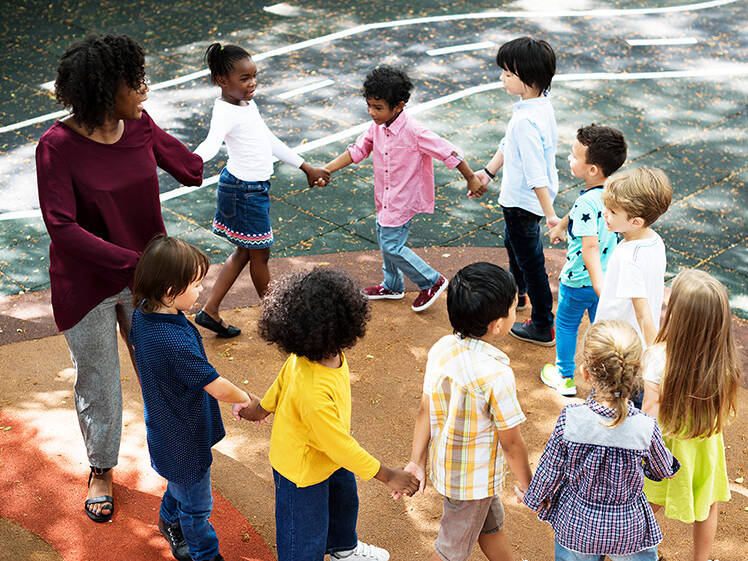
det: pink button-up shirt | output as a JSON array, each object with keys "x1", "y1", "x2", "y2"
[{"x1": 346, "y1": 111, "x2": 463, "y2": 227}]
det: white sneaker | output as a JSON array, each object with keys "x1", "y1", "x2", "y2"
[
  {"x1": 540, "y1": 364, "x2": 576, "y2": 396},
  {"x1": 330, "y1": 541, "x2": 390, "y2": 561}
]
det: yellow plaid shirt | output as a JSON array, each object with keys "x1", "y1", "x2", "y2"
[{"x1": 424, "y1": 335, "x2": 525, "y2": 500}]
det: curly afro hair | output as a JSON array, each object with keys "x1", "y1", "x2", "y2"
[
  {"x1": 362, "y1": 65, "x2": 413, "y2": 108},
  {"x1": 55, "y1": 34, "x2": 146, "y2": 133},
  {"x1": 258, "y1": 268, "x2": 370, "y2": 362}
]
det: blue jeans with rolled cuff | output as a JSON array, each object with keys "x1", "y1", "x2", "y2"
[{"x1": 377, "y1": 220, "x2": 440, "y2": 292}]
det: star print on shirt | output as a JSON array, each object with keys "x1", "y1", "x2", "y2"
[
  {"x1": 602, "y1": 247, "x2": 608, "y2": 254},
  {"x1": 567, "y1": 271, "x2": 574, "y2": 278},
  {"x1": 581, "y1": 213, "x2": 591, "y2": 222},
  {"x1": 597, "y1": 211, "x2": 602, "y2": 218}
]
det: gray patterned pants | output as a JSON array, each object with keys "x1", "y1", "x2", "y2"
[{"x1": 63, "y1": 287, "x2": 135, "y2": 469}]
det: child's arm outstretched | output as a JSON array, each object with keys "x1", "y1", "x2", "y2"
[
  {"x1": 267, "y1": 131, "x2": 329, "y2": 187},
  {"x1": 498, "y1": 426, "x2": 533, "y2": 498},
  {"x1": 393, "y1": 393, "x2": 431, "y2": 499},
  {"x1": 204, "y1": 376, "x2": 251, "y2": 419},
  {"x1": 238, "y1": 393, "x2": 271, "y2": 422},
  {"x1": 476, "y1": 148, "x2": 504, "y2": 187}
]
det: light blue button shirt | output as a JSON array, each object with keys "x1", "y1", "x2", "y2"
[{"x1": 497, "y1": 95, "x2": 559, "y2": 217}]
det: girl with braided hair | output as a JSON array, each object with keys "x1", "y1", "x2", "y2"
[
  {"x1": 642, "y1": 270, "x2": 741, "y2": 561},
  {"x1": 517, "y1": 320, "x2": 680, "y2": 560}
]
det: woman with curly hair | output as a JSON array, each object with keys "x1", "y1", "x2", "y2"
[
  {"x1": 238, "y1": 268, "x2": 419, "y2": 561},
  {"x1": 35, "y1": 34, "x2": 203, "y2": 523}
]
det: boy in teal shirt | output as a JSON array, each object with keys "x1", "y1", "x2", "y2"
[{"x1": 542, "y1": 124, "x2": 627, "y2": 395}]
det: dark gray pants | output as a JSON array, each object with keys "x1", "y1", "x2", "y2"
[{"x1": 63, "y1": 287, "x2": 134, "y2": 469}]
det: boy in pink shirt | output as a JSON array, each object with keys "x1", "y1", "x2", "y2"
[{"x1": 322, "y1": 66, "x2": 485, "y2": 312}]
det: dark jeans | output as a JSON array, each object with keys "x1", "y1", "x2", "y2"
[
  {"x1": 273, "y1": 468, "x2": 359, "y2": 561},
  {"x1": 502, "y1": 206, "x2": 554, "y2": 329},
  {"x1": 160, "y1": 468, "x2": 219, "y2": 561}
]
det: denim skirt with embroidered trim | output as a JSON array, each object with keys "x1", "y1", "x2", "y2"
[{"x1": 212, "y1": 168, "x2": 273, "y2": 248}]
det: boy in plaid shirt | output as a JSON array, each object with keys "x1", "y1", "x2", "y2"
[{"x1": 400, "y1": 262, "x2": 532, "y2": 561}]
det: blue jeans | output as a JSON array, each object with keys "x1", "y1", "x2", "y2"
[
  {"x1": 377, "y1": 220, "x2": 439, "y2": 291},
  {"x1": 555, "y1": 284, "x2": 598, "y2": 378},
  {"x1": 160, "y1": 468, "x2": 219, "y2": 561},
  {"x1": 273, "y1": 468, "x2": 359, "y2": 561},
  {"x1": 555, "y1": 540, "x2": 658, "y2": 561},
  {"x1": 502, "y1": 206, "x2": 553, "y2": 329}
]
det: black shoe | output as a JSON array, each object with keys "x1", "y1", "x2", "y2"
[
  {"x1": 195, "y1": 310, "x2": 241, "y2": 338},
  {"x1": 158, "y1": 517, "x2": 191, "y2": 561},
  {"x1": 207, "y1": 555, "x2": 225, "y2": 561},
  {"x1": 509, "y1": 320, "x2": 555, "y2": 347},
  {"x1": 516, "y1": 293, "x2": 529, "y2": 312}
]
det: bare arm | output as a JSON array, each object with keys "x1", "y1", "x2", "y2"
[
  {"x1": 533, "y1": 187, "x2": 560, "y2": 228},
  {"x1": 456, "y1": 159, "x2": 487, "y2": 197},
  {"x1": 641, "y1": 380, "x2": 661, "y2": 419},
  {"x1": 204, "y1": 376, "x2": 250, "y2": 404},
  {"x1": 324, "y1": 151, "x2": 354, "y2": 174},
  {"x1": 498, "y1": 425, "x2": 532, "y2": 492},
  {"x1": 238, "y1": 393, "x2": 272, "y2": 422},
  {"x1": 632, "y1": 297, "x2": 657, "y2": 346},
  {"x1": 581, "y1": 236, "x2": 604, "y2": 296}
]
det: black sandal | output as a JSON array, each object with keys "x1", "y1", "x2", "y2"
[
  {"x1": 195, "y1": 310, "x2": 241, "y2": 338},
  {"x1": 85, "y1": 466, "x2": 114, "y2": 523}
]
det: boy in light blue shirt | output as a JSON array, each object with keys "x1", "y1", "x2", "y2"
[
  {"x1": 478, "y1": 37, "x2": 560, "y2": 346},
  {"x1": 542, "y1": 124, "x2": 627, "y2": 395}
]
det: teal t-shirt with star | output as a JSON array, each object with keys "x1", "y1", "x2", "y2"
[{"x1": 560, "y1": 186, "x2": 618, "y2": 288}]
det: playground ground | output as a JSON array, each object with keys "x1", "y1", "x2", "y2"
[{"x1": 0, "y1": 0, "x2": 746, "y2": 559}]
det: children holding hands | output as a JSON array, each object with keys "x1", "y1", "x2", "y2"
[
  {"x1": 193, "y1": 43, "x2": 330, "y2": 338},
  {"x1": 403, "y1": 263, "x2": 532, "y2": 561},
  {"x1": 238, "y1": 268, "x2": 419, "y2": 561},
  {"x1": 319, "y1": 65, "x2": 486, "y2": 312},
  {"x1": 130, "y1": 236, "x2": 251, "y2": 561},
  {"x1": 541, "y1": 125, "x2": 627, "y2": 396},
  {"x1": 477, "y1": 37, "x2": 560, "y2": 347}
]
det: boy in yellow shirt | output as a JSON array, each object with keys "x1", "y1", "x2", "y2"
[{"x1": 239, "y1": 268, "x2": 419, "y2": 561}]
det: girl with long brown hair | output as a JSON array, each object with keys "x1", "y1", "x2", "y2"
[{"x1": 642, "y1": 269, "x2": 741, "y2": 561}]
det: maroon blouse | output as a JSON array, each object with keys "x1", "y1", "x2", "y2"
[{"x1": 36, "y1": 110, "x2": 203, "y2": 331}]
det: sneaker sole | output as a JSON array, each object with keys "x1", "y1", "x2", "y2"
[
  {"x1": 364, "y1": 292, "x2": 405, "y2": 300},
  {"x1": 559, "y1": 387, "x2": 577, "y2": 397},
  {"x1": 411, "y1": 278, "x2": 449, "y2": 312},
  {"x1": 509, "y1": 330, "x2": 556, "y2": 347}
]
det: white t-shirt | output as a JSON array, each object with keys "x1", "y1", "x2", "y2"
[
  {"x1": 594, "y1": 231, "x2": 666, "y2": 343},
  {"x1": 194, "y1": 99, "x2": 304, "y2": 182}
]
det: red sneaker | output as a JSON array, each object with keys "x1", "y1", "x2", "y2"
[
  {"x1": 411, "y1": 275, "x2": 448, "y2": 312},
  {"x1": 362, "y1": 284, "x2": 405, "y2": 300}
]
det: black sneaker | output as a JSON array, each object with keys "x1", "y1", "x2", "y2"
[
  {"x1": 516, "y1": 293, "x2": 529, "y2": 311},
  {"x1": 509, "y1": 320, "x2": 555, "y2": 347},
  {"x1": 207, "y1": 555, "x2": 225, "y2": 561},
  {"x1": 158, "y1": 517, "x2": 191, "y2": 561}
]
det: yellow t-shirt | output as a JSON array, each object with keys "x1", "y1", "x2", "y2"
[{"x1": 260, "y1": 352, "x2": 381, "y2": 487}]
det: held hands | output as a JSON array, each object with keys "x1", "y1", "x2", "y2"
[
  {"x1": 466, "y1": 175, "x2": 487, "y2": 199},
  {"x1": 548, "y1": 221, "x2": 566, "y2": 245},
  {"x1": 546, "y1": 214, "x2": 561, "y2": 229},
  {"x1": 231, "y1": 391, "x2": 251, "y2": 420},
  {"x1": 237, "y1": 393, "x2": 269, "y2": 424},
  {"x1": 301, "y1": 162, "x2": 331, "y2": 188},
  {"x1": 392, "y1": 461, "x2": 426, "y2": 499},
  {"x1": 474, "y1": 169, "x2": 492, "y2": 188},
  {"x1": 377, "y1": 465, "x2": 419, "y2": 498}
]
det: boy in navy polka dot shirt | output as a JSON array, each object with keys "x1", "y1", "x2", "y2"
[{"x1": 130, "y1": 236, "x2": 253, "y2": 561}]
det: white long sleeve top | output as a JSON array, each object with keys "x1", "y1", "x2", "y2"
[{"x1": 194, "y1": 98, "x2": 304, "y2": 182}]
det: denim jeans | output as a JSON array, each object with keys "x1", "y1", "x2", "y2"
[
  {"x1": 502, "y1": 206, "x2": 553, "y2": 329},
  {"x1": 273, "y1": 468, "x2": 359, "y2": 561},
  {"x1": 555, "y1": 540, "x2": 658, "y2": 561},
  {"x1": 377, "y1": 220, "x2": 440, "y2": 292},
  {"x1": 160, "y1": 468, "x2": 219, "y2": 561},
  {"x1": 555, "y1": 283, "x2": 598, "y2": 378}
]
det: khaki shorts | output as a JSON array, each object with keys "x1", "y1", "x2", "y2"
[{"x1": 434, "y1": 495, "x2": 505, "y2": 561}]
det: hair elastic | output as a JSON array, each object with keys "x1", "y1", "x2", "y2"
[{"x1": 613, "y1": 391, "x2": 621, "y2": 397}]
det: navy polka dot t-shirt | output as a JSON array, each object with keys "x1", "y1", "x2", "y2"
[{"x1": 130, "y1": 309, "x2": 226, "y2": 484}]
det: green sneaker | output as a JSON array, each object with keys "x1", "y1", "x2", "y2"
[{"x1": 540, "y1": 364, "x2": 576, "y2": 396}]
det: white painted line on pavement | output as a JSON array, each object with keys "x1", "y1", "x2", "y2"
[
  {"x1": 277, "y1": 79, "x2": 334, "y2": 99},
  {"x1": 8, "y1": 0, "x2": 737, "y2": 134},
  {"x1": 426, "y1": 41, "x2": 495, "y2": 56},
  {"x1": 627, "y1": 37, "x2": 699, "y2": 46}
]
